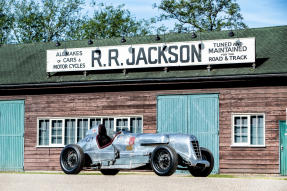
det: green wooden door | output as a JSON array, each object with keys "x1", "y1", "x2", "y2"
[
  {"x1": 280, "y1": 121, "x2": 287, "y2": 175},
  {"x1": 157, "y1": 94, "x2": 219, "y2": 174},
  {"x1": 0, "y1": 100, "x2": 25, "y2": 171},
  {"x1": 157, "y1": 95, "x2": 189, "y2": 134}
]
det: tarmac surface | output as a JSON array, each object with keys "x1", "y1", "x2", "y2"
[{"x1": 0, "y1": 172, "x2": 287, "y2": 191}]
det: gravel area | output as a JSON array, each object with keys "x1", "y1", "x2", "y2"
[{"x1": 0, "y1": 173, "x2": 286, "y2": 191}]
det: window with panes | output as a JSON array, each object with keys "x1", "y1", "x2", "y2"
[
  {"x1": 232, "y1": 114, "x2": 265, "y2": 146},
  {"x1": 38, "y1": 116, "x2": 143, "y2": 147}
]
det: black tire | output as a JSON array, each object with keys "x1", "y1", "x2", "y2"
[
  {"x1": 100, "y1": 169, "x2": 120, "y2": 175},
  {"x1": 150, "y1": 145, "x2": 178, "y2": 176},
  {"x1": 188, "y1": 147, "x2": 214, "y2": 177},
  {"x1": 60, "y1": 144, "x2": 85, "y2": 174}
]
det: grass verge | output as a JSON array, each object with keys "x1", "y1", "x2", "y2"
[{"x1": 1, "y1": 171, "x2": 287, "y2": 180}]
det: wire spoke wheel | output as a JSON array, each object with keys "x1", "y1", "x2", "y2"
[
  {"x1": 154, "y1": 150, "x2": 171, "y2": 171},
  {"x1": 151, "y1": 145, "x2": 178, "y2": 176},
  {"x1": 63, "y1": 149, "x2": 78, "y2": 170},
  {"x1": 60, "y1": 144, "x2": 84, "y2": 174}
]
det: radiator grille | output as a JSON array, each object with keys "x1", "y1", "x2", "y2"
[{"x1": 192, "y1": 141, "x2": 201, "y2": 158}]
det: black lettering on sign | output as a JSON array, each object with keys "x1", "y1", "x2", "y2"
[
  {"x1": 109, "y1": 49, "x2": 120, "y2": 66},
  {"x1": 180, "y1": 45, "x2": 190, "y2": 63},
  {"x1": 126, "y1": 48, "x2": 135, "y2": 65},
  {"x1": 158, "y1": 46, "x2": 168, "y2": 64},
  {"x1": 192, "y1": 45, "x2": 201, "y2": 62},
  {"x1": 91, "y1": 50, "x2": 102, "y2": 67},
  {"x1": 148, "y1": 47, "x2": 157, "y2": 64},
  {"x1": 136, "y1": 47, "x2": 148, "y2": 65},
  {"x1": 168, "y1": 46, "x2": 178, "y2": 63}
]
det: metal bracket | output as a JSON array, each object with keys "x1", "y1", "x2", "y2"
[
  {"x1": 207, "y1": 65, "x2": 211, "y2": 72},
  {"x1": 252, "y1": 63, "x2": 256, "y2": 69}
]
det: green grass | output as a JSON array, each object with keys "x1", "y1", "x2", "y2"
[
  {"x1": 183, "y1": 174, "x2": 287, "y2": 180},
  {"x1": 1, "y1": 171, "x2": 287, "y2": 180},
  {"x1": 184, "y1": 174, "x2": 237, "y2": 178},
  {"x1": 0, "y1": 171, "x2": 150, "y2": 176},
  {"x1": 207, "y1": 174, "x2": 237, "y2": 178},
  {"x1": 0, "y1": 171, "x2": 64, "y2": 175},
  {"x1": 207, "y1": 174, "x2": 287, "y2": 181}
]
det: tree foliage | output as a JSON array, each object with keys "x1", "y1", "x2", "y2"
[
  {"x1": 156, "y1": 0, "x2": 247, "y2": 32},
  {"x1": 0, "y1": 1, "x2": 14, "y2": 44},
  {"x1": 2, "y1": 1, "x2": 154, "y2": 44},
  {"x1": 0, "y1": 0, "x2": 247, "y2": 44},
  {"x1": 72, "y1": 3, "x2": 154, "y2": 40},
  {"x1": 12, "y1": 0, "x2": 84, "y2": 43}
]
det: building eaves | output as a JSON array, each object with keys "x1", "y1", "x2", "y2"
[{"x1": 0, "y1": 25, "x2": 286, "y2": 87}]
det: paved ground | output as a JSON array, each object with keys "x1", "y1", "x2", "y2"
[{"x1": 0, "y1": 173, "x2": 287, "y2": 191}]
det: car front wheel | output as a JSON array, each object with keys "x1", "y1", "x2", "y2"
[
  {"x1": 150, "y1": 145, "x2": 178, "y2": 176},
  {"x1": 60, "y1": 144, "x2": 84, "y2": 174},
  {"x1": 188, "y1": 147, "x2": 214, "y2": 177}
]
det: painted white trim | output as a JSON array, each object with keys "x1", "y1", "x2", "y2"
[
  {"x1": 36, "y1": 119, "x2": 39, "y2": 146},
  {"x1": 36, "y1": 145, "x2": 65, "y2": 148},
  {"x1": 50, "y1": 119, "x2": 64, "y2": 147},
  {"x1": 36, "y1": 115, "x2": 143, "y2": 147},
  {"x1": 230, "y1": 145, "x2": 266, "y2": 148},
  {"x1": 48, "y1": 119, "x2": 52, "y2": 146},
  {"x1": 114, "y1": 117, "x2": 130, "y2": 132},
  {"x1": 231, "y1": 113, "x2": 265, "y2": 147},
  {"x1": 75, "y1": 118, "x2": 78, "y2": 143}
]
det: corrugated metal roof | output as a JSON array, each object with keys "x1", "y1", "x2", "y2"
[{"x1": 0, "y1": 25, "x2": 286, "y2": 87}]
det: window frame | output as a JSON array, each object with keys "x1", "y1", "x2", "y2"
[
  {"x1": 37, "y1": 115, "x2": 143, "y2": 148},
  {"x1": 76, "y1": 118, "x2": 89, "y2": 142},
  {"x1": 49, "y1": 119, "x2": 64, "y2": 147},
  {"x1": 114, "y1": 117, "x2": 130, "y2": 132},
  {"x1": 231, "y1": 113, "x2": 265, "y2": 147},
  {"x1": 37, "y1": 119, "x2": 50, "y2": 146},
  {"x1": 64, "y1": 118, "x2": 77, "y2": 145}
]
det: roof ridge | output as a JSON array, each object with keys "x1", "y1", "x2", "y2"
[{"x1": 0, "y1": 25, "x2": 286, "y2": 48}]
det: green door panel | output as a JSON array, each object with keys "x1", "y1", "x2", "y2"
[
  {"x1": 0, "y1": 100, "x2": 25, "y2": 171},
  {"x1": 157, "y1": 94, "x2": 219, "y2": 174},
  {"x1": 280, "y1": 121, "x2": 287, "y2": 175},
  {"x1": 157, "y1": 95, "x2": 188, "y2": 134}
]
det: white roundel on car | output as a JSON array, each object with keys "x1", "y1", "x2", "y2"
[{"x1": 86, "y1": 127, "x2": 98, "y2": 136}]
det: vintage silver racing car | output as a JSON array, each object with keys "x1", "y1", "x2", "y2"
[{"x1": 60, "y1": 125, "x2": 214, "y2": 176}]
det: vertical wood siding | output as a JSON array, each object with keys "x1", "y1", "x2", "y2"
[
  {"x1": 0, "y1": 100, "x2": 24, "y2": 171},
  {"x1": 1, "y1": 85, "x2": 286, "y2": 173}
]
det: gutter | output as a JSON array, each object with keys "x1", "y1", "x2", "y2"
[{"x1": 1, "y1": 73, "x2": 287, "y2": 89}]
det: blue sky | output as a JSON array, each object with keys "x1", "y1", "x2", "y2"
[{"x1": 85, "y1": 0, "x2": 287, "y2": 29}]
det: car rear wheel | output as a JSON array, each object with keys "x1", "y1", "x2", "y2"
[
  {"x1": 100, "y1": 169, "x2": 120, "y2": 175},
  {"x1": 60, "y1": 144, "x2": 84, "y2": 174},
  {"x1": 151, "y1": 145, "x2": 178, "y2": 176},
  {"x1": 188, "y1": 147, "x2": 214, "y2": 177}
]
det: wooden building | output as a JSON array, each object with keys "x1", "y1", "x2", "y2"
[{"x1": 0, "y1": 26, "x2": 287, "y2": 174}]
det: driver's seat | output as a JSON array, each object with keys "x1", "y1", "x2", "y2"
[{"x1": 96, "y1": 124, "x2": 112, "y2": 148}]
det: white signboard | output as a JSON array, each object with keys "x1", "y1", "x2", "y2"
[{"x1": 46, "y1": 37, "x2": 255, "y2": 72}]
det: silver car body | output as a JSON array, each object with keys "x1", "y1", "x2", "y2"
[{"x1": 77, "y1": 128, "x2": 210, "y2": 170}]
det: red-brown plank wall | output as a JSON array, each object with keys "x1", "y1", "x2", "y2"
[{"x1": 1, "y1": 86, "x2": 286, "y2": 173}]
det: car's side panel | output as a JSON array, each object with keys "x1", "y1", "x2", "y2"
[
  {"x1": 78, "y1": 134, "x2": 116, "y2": 165},
  {"x1": 77, "y1": 129, "x2": 210, "y2": 170}
]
